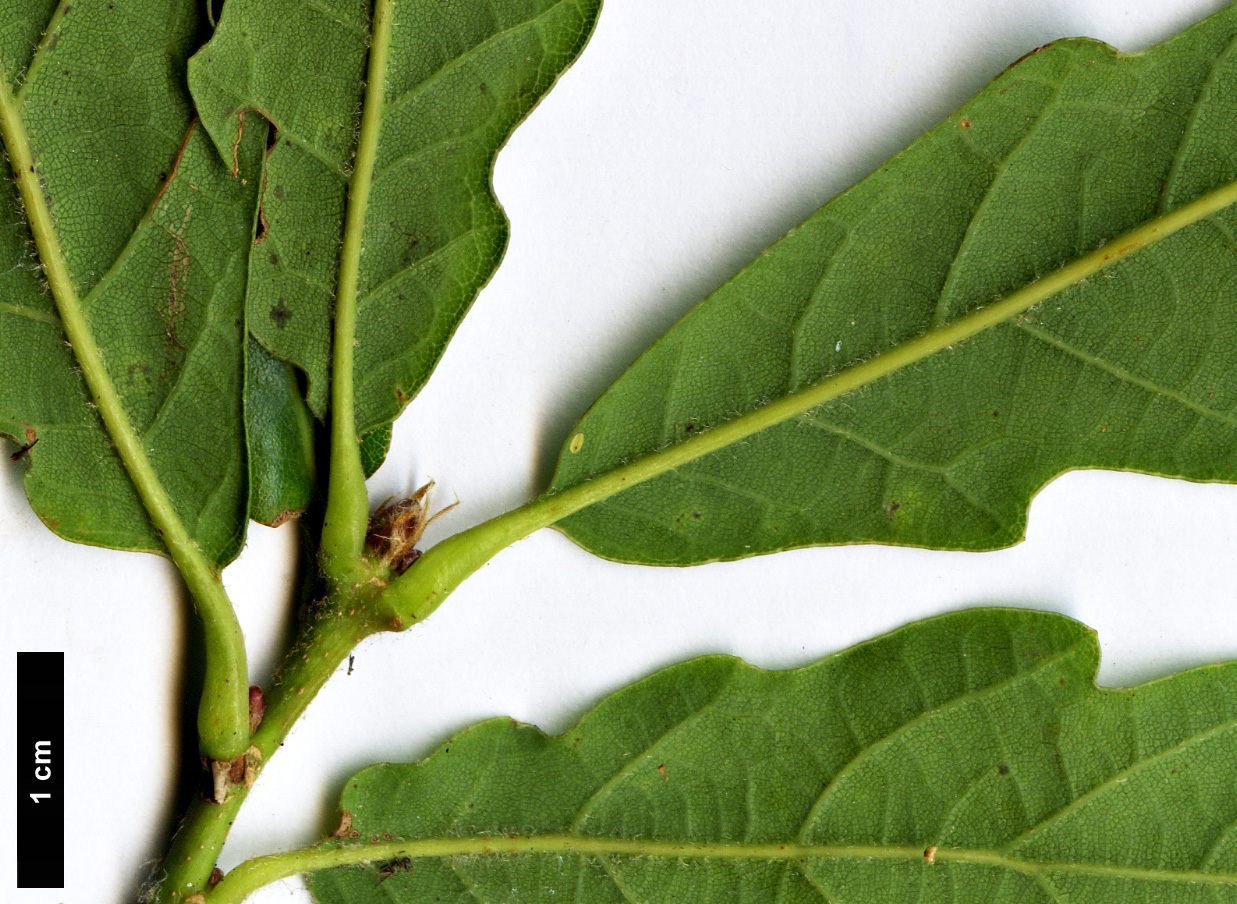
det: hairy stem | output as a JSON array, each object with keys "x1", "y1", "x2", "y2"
[
  {"x1": 384, "y1": 176, "x2": 1237, "y2": 623},
  {"x1": 154, "y1": 603, "x2": 374, "y2": 904},
  {"x1": 0, "y1": 63, "x2": 249, "y2": 763},
  {"x1": 319, "y1": 0, "x2": 395, "y2": 579}
]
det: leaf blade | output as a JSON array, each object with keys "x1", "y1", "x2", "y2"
[
  {"x1": 188, "y1": 0, "x2": 604, "y2": 469},
  {"x1": 231, "y1": 608, "x2": 1237, "y2": 904},
  {"x1": 0, "y1": 1, "x2": 260, "y2": 565},
  {"x1": 548, "y1": 5, "x2": 1237, "y2": 564}
]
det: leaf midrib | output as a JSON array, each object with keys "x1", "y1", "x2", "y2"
[
  {"x1": 212, "y1": 833, "x2": 1237, "y2": 904},
  {"x1": 0, "y1": 45, "x2": 250, "y2": 760},
  {"x1": 388, "y1": 174, "x2": 1237, "y2": 623}
]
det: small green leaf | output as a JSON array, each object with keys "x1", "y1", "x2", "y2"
[
  {"x1": 245, "y1": 336, "x2": 315, "y2": 526},
  {"x1": 360, "y1": 423, "x2": 392, "y2": 479},
  {"x1": 0, "y1": 1, "x2": 260, "y2": 564},
  {"x1": 187, "y1": 0, "x2": 604, "y2": 468},
  {"x1": 550, "y1": 4, "x2": 1237, "y2": 564},
  {"x1": 290, "y1": 608, "x2": 1237, "y2": 904}
]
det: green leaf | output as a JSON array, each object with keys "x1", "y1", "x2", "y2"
[
  {"x1": 245, "y1": 336, "x2": 315, "y2": 526},
  {"x1": 232, "y1": 608, "x2": 1237, "y2": 904},
  {"x1": 0, "y1": 1, "x2": 260, "y2": 564},
  {"x1": 549, "y1": 3, "x2": 1237, "y2": 565},
  {"x1": 187, "y1": 0, "x2": 604, "y2": 471}
]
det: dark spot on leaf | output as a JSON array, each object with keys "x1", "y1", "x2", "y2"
[
  {"x1": 270, "y1": 301, "x2": 290, "y2": 327},
  {"x1": 157, "y1": 172, "x2": 167, "y2": 182},
  {"x1": 960, "y1": 117, "x2": 972, "y2": 129},
  {"x1": 269, "y1": 253, "x2": 279, "y2": 265},
  {"x1": 1058, "y1": 678, "x2": 1067, "y2": 686},
  {"x1": 883, "y1": 501, "x2": 900, "y2": 520},
  {"x1": 692, "y1": 512, "x2": 702, "y2": 519},
  {"x1": 998, "y1": 764, "x2": 1009, "y2": 775},
  {"x1": 992, "y1": 411, "x2": 999, "y2": 417},
  {"x1": 273, "y1": 185, "x2": 284, "y2": 199}
]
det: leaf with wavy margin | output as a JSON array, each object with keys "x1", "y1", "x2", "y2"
[
  {"x1": 548, "y1": 3, "x2": 1237, "y2": 565},
  {"x1": 202, "y1": 608, "x2": 1237, "y2": 904},
  {"x1": 0, "y1": 0, "x2": 261, "y2": 563},
  {"x1": 188, "y1": 0, "x2": 604, "y2": 480}
]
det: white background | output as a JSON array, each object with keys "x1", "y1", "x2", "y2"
[{"x1": 4, "y1": 0, "x2": 1236, "y2": 901}]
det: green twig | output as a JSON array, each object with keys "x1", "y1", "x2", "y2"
[{"x1": 154, "y1": 604, "x2": 374, "y2": 903}]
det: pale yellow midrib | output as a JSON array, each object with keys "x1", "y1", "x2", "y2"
[
  {"x1": 210, "y1": 832, "x2": 1237, "y2": 904},
  {"x1": 0, "y1": 57, "x2": 249, "y2": 761},
  {"x1": 389, "y1": 174, "x2": 1237, "y2": 623}
]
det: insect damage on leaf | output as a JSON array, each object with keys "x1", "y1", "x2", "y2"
[{"x1": 9, "y1": 426, "x2": 37, "y2": 463}]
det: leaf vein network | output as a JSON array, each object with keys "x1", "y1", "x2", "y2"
[
  {"x1": 1014, "y1": 319, "x2": 1237, "y2": 430},
  {"x1": 379, "y1": 1, "x2": 569, "y2": 121},
  {"x1": 795, "y1": 642, "x2": 1087, "y2": 844},
  {"x1": 568, "y1": 667, "x2": 736, "y2": 833},
  {"x1": 294, "y1": 0, "x2": 368, "y2": 38},
  {"x1": 1158, "y1": 35, "x2": 1237, "y2": 212},
  {"x1": 1004, "y1": 707, "x2": 1237, "y2": 853}
]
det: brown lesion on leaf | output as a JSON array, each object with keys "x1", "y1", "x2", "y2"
[
  {"x1": 159, "y1": 206, "x2": 193, "y2": 381},
  {"x1": 253, "y1": 123, "x2": 278, "y2": 244},
  {"x1": 9, "y1": 425, "x2": 38, "y2": 463},
  {"x1": 254, "y1": 196, "x2": 270, "y2": 243},
  {"x1": 151, "y1": 122, "x2": 196, "y2": 211},
  {"x1": 269, "y1": 300, "x2": 290, "y2": 327},
  {"x1": 330, "y1": 810, "x2": 354, "y2": 838},
  {"x1": 230, "y1": 109, "x2": 247, "y2": 177},
  {"x1": 263, "y1": 506, "x2": 302, "y2": 528}
]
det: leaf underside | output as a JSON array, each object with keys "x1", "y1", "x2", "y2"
[
  {"x1": 308, "y1": 608, "x2": 1237, "y2": 904},
  {"x1": 551, "y1": 4, "x2": 1237, "y2": 565},
  {"x1": 188, "y1": 0, "x2": 604, "y2": 484},
  {"x1": 0, "y1": 0, "x2": 259, "y2": 563}
]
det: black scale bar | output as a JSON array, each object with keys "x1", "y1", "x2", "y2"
[{"x1": 16, "y1": 652, "x2": 63, "y2": 889}]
